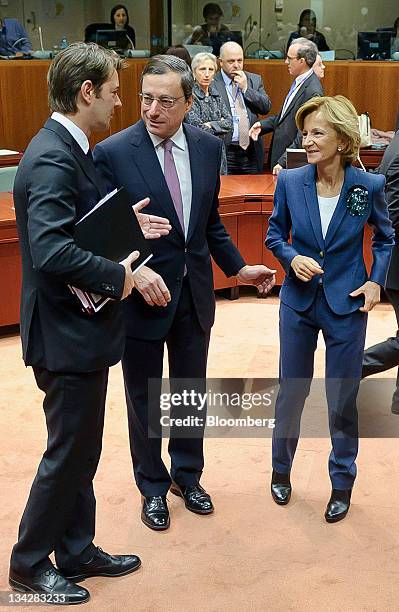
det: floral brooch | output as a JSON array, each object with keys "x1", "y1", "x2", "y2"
[{"x1": 345, "y1": 185, "x2": 369, "y2": 216}]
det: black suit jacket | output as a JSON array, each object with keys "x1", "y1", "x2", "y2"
[
  {"x1": 93, "y1": 120, "x2": 246, "y2": 340},
  {"x1": 380, "y1": 132, "x2": 399, "y2": 290},
  {"x1": 259, "y1": 71, "x2": 324, "y2": 169},
  {"x1": 14, "y1": 118, "x2": 125, "y2": 372},
  {"x1": 213, "y1": 70, "x2": 271, "y2": 172}
]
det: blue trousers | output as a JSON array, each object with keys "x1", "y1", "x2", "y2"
[{"x1": 273, "y1": 287, "x2": 367, "y2": 489}]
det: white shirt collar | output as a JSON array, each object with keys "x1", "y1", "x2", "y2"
[
  {"x1": 147, "y1": 125, "x2": 187, "y2": 151},
  {"x1": 51, "y1": 112, "x2": 90, "y2": 154},
  {"x1": 294, "y1": 67, "x2": 314, "y2": 87},
  {"x1": 221, "y1": 69, "x2": 233, "y2": 87}
]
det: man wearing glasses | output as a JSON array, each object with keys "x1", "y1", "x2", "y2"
[
  {"x1": 249, "y1": 38, "x2": 323, "y2": 175},
  {"x1": 94, "y1": 55, "x2": 276, "y2": 531}
]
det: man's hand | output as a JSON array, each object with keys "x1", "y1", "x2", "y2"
[
  {"x1": 237, "y1": 264, "x2": 276, "y2": 294},
  {"x1": 272, "y1": 163, "x2": 283, "y2": 176},
  {"x1": 350, "y1": 281, "x2": 381, "y2": 312},
  {"x1": 133, "y1": 197, "x2": 172, "y2": 239},
  {"x1": 249, "y1": 122, "x2": 261, "y2": 142},
  {"x1": 291, "y1": 255, "x2": 323, "y2": 282},
  {"x1": 233, "y1": 70, "x2": 248, "y2": 93},
  {"x1": 121, "y1": 251, "x2": 140, "y2": 299},
  {"x1": 133, "y1": 265, "x2": 171, "y2": 307}
]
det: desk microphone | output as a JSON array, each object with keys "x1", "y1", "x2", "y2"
[
  {"x1": 38, "y1": 25, "x2": 44, "y2": 51},
  {"x1": 126, "y1": 33, "x2": 135, "y2": 50}
]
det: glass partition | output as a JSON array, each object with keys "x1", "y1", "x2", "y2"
[{"x1": 171, "y1": 0, "x2": 399, "y2": 60}]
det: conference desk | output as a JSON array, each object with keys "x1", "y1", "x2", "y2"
[
  {"x1": 0, "y1": 59, "x2": 397, "y2": 152},
  {"x1": 2, "y1": 175, "x2": 278, "y2": 326},
  {"x1": 0, "y1": 173, "x2": 376, "y2": 327}
]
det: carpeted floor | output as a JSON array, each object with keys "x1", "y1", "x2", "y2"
[{"x1": 1, "y1": 291, "x2": 398, "y2": 611}]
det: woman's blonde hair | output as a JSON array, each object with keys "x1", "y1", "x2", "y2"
[
  {"x1": 191, "y1": 52, "x2": 218, "y2": 75},
  {"x1": 295, "y1": 95, "x2": 361, "y2": 164}
]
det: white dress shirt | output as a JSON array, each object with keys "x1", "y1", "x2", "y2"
[
  {"x1": 147, "y1": 126, "x2": 192, "y2": 238},
  {"x1": 51, "y1": 111, "x2": 90, "y2": 154},
  {"x1": 280, "y1": 68, "x2": 314, "y2": 119},
  {"x1": 318, "y1": 193, "x2": 340, "y2": 239}
]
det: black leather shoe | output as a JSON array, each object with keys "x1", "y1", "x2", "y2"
[
  {"x1": 325, "y1": 489, "x2": 352, "y2": 523},
  {"x1": 391, "y1": 399, "x2": 399, "y2": 415},
  {"x1": 271, "y1": 469, "x2": 292, "y2": 505},
  {"x1": 141, "y1": 495, "x2": 170, "y2": 530},
  {"x1": 59, "y1": 547, "x2": 141, "y2": 582},
  {"x1": 9, "y1": 567, "x2": 90, "y2": 605},
  {"x1": 170, "y1": 482, "x2": 214, "y2": 514}
]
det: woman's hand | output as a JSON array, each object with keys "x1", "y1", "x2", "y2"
[
  {"x1": 349, "y1": 281, "x2": 381, "y2": 312},
  {"x1": 291, "y1": 255, "x2": 324, "y2": 282}
]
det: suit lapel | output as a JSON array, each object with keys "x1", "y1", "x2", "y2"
[
  {"x1": 72, "y1": 141, "x2": 106, "y2": 198},
  {"x1": 129, "y1": 122, "x2": 185, "y2": 238},
  {"x1": 44, "y1": 118, "x2": 104, "y2": 198},
  {"x1": 214, "y1": 73, "x2": 231, "y2": 113},
  {"x1": 278, "y1": 86, "x2": 305, "y2": 125},
  {"x1": 303, "y1": 165, "x2": 324, "y2": 251},
  {"x1": 324, "y1": 165, "x2": 359, "y2": 247},
  {"x1": 185, "y1": 126, "x2": 203, "y2": 243}
]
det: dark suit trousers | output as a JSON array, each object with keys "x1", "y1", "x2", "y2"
[
  {"x1": 362, "y1": 289, "x2": 399, "y2": 403},
  {"x1": 226, "y1": 142, "x2": 258, "y2": 174},
  {"x1": 10, "y1": 367, "x2": 108, "y2": 576},
  {"x1": 122, "y1": 279, "x2": 210, "y2": 496},
  {"x1": 273, "y1": 288, "x2": 367, "y2": 490}
]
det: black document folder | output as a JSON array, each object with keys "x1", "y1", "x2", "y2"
[
  {"x1": 74, "y1": 186, "x2": 152, "y2": 265},
  {"x1": 70, "y1": 187, "x2": 153, "y2": 313}
]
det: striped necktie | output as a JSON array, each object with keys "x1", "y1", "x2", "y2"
[{"x1": 232, "y1": 83, "x2": 250, "y2": 150}]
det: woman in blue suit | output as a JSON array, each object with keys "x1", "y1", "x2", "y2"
[{"x1": 266, "y1": 95, "x2": 394, "y2": 523}]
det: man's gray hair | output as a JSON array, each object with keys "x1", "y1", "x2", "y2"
[
  {"x1": 191, "y1": 52, "x2": 218, "y2": 74},
  {"x1": 289, "y1": 37, "x2": 318, "y2": 67},
  {"x1": 48, "y1": 42, "x2": 124, "y2": 114},
  {"x1": 141, "y1": 55, "x2": 194, "y2": 100}
]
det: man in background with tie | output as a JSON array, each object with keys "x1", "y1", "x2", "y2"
[
  {"x1": 94, "y1": 55, "x2": 276, "y2": 531},
  {"x1": 213, "y1": 41, "x2": 271, "y2": 174},
  {"x1": 249, "y1": 38, "x2": 323, "y2": 175}
]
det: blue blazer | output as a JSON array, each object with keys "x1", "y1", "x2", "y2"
[
  {"x1": 266, "y1": 164, "x2": 394, "y2": 315},
  {"x1": 94, "y1": 120, "x2": 245, "y2": 340}
]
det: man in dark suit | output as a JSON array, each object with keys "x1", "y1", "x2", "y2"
[
  {"x1": 9, "y1": 43, "x2": 150, "y2": 604},
  {"x1": 213, "y1": 41, "x2": 271, "y2": 174},
  {"x1": 94, "y1": 55, "x2": 276, "y2": 531},
  {"x1": 362, "y1": 131, "x2": 399, "y2": 411},
  {"x1": 249, "y1": 38, "x2": 323, "y2": 174}
]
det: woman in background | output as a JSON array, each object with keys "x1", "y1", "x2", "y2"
[
  {"x1": 287, "y1": 9, "x2": 329, "y2": 52},
  {"x1": 186, "y1": 52, "x2": 232, "y2": 174},
  {"x1": 110, "y1": 4, "x2": 135, "y2": 48}
]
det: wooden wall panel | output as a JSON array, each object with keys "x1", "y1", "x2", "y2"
[
  {"x1": 244, "y1": 60, "x2": 398, "y2": 131},
  {"x1": 346, "y1": 63, "x2": 398, "y2": 131},
  {"x1": 0, "y1": 59, "x2": 397, "y2": 151}
]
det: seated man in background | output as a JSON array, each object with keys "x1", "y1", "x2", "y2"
[
  {"x1": 0, "y1": 12, "x2": 32, "y2": 56},
  {"x1": 186, "y1": 2, "x2": 230, "y2": 57},
  {"x1": 213, "y1": 41, "x2": 271, "y2": 174},
  {"x1": 249, "y1": 38, "x2": 323, "y2": 174}
]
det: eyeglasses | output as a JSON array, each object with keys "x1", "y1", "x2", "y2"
[
  {"x1": 139, "y1": 93, "x2": 185, "y2": 109},
  {"x1": 286, "y1": 55, "x2": 299, "y2": 62}
]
